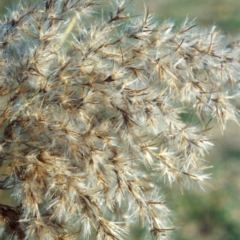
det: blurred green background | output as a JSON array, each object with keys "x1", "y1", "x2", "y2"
[{"x1": 0, "y1": 1, "x2": 240, "y2": 240}]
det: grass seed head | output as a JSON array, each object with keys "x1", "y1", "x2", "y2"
[{"x1": 0, "y1": 0, "x2": 239, "y2": 239}]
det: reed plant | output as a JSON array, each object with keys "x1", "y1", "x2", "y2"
[{"x1": 0, "y1": 0, "x2": 239, "y2": 239}]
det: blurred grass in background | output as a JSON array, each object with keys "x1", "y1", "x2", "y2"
[
  {"x1": 0, "y1": 1, "x2": 240, "y2": 239},
  {"x1": 146, "y1": 0, "x2": 240, "y2": 35}
]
